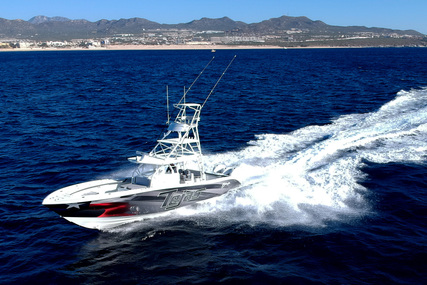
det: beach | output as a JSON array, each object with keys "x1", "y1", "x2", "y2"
[{"x1": 0, "y1": 44, "x2": 286, "y2": 52}]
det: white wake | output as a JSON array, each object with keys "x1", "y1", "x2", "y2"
[
  {"x1": 107, "y1": 88, "x2": 427, "y2": 233},
  {"x1": 172, "y1": 87, "x2": 427, "y2": 227}
]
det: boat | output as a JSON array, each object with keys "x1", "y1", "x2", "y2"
[{"x1": 43, "y1": 56, "x2": 240, "y2": 230}]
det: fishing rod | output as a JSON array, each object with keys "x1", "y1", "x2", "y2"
[
  {"x1": 166, "y1": 85, "x2": 170, "y2": 124},
  {"x1": 177, "y1": 56, "x2": 215, "y2": 105},
  {"x1": 201, "y1": 55, "x2": 236, "y2": 109}
]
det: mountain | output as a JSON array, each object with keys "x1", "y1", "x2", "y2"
[
  {"x1": 94, "y1": 18, "x2": 162, "y2": 34},
  {"x1": 28, "y1": 16, "x2": 71, "y2": 24},
  {"x1": 174, "y1": 17, "x2": 247, "y2": 31},
  {"x1": 0, "y1": 15, "x2": 424, "y2": 42},
  {"x1": 247, "y1": 16, "x2": 329, "y2": 33}
]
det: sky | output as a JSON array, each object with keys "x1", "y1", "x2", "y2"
[{"x1": 1, "y1": 0, "x2": 426, "y2": 34}]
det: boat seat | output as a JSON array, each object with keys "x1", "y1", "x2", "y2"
[{"x1": 134, "y1": 176, "x2": 151, "y2": 187}]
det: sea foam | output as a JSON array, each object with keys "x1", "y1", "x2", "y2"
[
  {"x1": 175, "y1": 88, "x2": 427, "y2": 227},
  {"x1": 108, "y1": 88, "x2": 427, "y2": 231}
]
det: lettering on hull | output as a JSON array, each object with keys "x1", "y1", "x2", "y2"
[{"x1": 158, "y1": 188, "x2": 205, "y2": 210}]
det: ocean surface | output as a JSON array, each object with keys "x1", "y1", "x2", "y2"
[{"x1": 1, "y1": 48, "x2": 426, "y2": 284}]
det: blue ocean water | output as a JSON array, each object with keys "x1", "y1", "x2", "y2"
[{"x1": 0, "y1": 48, "x2": 426, "y2": 284}]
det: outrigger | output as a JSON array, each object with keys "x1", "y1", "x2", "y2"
[{"x1": 43, "y1": 56, "x2": 240, "y2": 230}]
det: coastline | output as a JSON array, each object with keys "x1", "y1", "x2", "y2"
[
  {"x1": 0, "y1": 44, "x2": 283, "y2": 52},
  {"x1": 106, "y1": 44, "x2": 283, "y2": 50},
  {"x1": 1, "y1": 44, "x2": 425, "y2": 52}
]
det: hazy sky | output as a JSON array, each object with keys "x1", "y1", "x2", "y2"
[{"x1": 1, "y1": 0, "x2": 426, "y2": 34}]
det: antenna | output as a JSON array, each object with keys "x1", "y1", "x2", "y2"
[
  {"x1": 202, "y1": 55, "x2": 236, "y2": 109},
  {"x1": 178, "y1": 56, "x2": 215, "y2": 104}
]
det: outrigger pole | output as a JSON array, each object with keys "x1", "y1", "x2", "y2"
[
  {"x1": 166, "y1": 85, "x2": 170, "y2": 124},
  {"x1": 177, "y1": 56, "x2": 215, "y2": 105},
  {"x1": 202, "y1": 55, "x2": 236, "y2": 109}
]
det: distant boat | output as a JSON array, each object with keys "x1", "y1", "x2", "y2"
[{"x1": 211, "y1": 49, "x2": 216, "y2": 53}]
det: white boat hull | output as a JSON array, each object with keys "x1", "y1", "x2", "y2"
[
  {"x1": 43, "y1": 177, "x2": 240, "y2": 230},
  {"x1": 63, "y1": 212, "x2": 170, "y2": 230}
]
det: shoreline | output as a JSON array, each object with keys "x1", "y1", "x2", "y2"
[
  {"x1": 0, "y1": 44, "x2": 282, "y2": 52},
  {"x1": 1, "y1": 44, "x2": 425, "y2": 52},
  {"x1": 106, "y1": 44, "x2": 283, "y2": 50}
]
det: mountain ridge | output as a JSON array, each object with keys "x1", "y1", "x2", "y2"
[
  {"x1": 0, "y1": 15, "x2": 425, "y2": 48},
  {"x1": 1, "y1": 15, "x2": 423, "y2": 37},
  {"x1": 28, "y1": 15, "x2": 72, "y2": 24}
]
